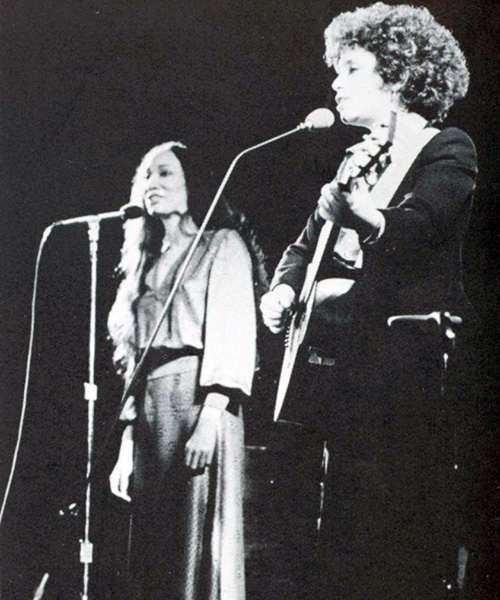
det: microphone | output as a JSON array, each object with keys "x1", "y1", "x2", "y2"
[
  {"x1": 299, "y1": 108, "x2": 335, "y2": 131},
  {"x1": 53, "y1": 203, "x2": 144, "y2": 227}
]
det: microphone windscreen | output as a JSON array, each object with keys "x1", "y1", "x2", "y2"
[
  {"x1": 121, "y1": 204, "x2": 144, "y2": 219},
  {"x1": 303, "y1": 108, "x2": 335, "y2": 130}
]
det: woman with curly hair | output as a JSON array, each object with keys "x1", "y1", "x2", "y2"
[
  {"x1": 108, "y1": 141, "x2": 263, "y2": 600},
  {"x1": 261, "y1": 3, "x2": 476, "y2": 598}
]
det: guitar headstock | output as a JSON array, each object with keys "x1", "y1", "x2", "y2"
[{"x1": 337, "y1": 110, "x2": 397, "y2": 193}]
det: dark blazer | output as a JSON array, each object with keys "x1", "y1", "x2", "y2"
[
  {"x1": 271, "y1": 127, "x2": 478, "y2": 335},
  {"x1": 270, "y1": 131, "x2": 479, "y2": 598}
]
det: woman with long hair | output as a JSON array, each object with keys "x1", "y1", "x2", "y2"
[
  {"x1": 108, "y1": 141, "x2": 263, "y2": 600},
  {"x1": 261, "y1": 3, "x2": 476, "y2": 598}
]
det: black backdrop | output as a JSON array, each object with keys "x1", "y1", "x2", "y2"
[{"x1": 1, "y1": 0, "x2": 499, "y2": 598}]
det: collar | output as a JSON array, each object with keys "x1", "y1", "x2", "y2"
[{"x1": 346, "y1": 111, "x2": 430, "y2": 156}]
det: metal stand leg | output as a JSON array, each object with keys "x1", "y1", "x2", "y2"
[
  {"x1": 33, "y1": 573, "x2": 50, "y2": 600},
  {"x1": 316, "y1": 440, "x2": 330, "y2": 537},
  {"x1": 79, "y1": 221, "x2": 101, "y2": 600}
]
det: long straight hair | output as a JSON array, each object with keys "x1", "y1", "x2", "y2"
[{"x1": 107, "y1": 142, "x2": 187, "y2": 375}]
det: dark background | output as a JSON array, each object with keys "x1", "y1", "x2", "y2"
[{"x1": 1, "y1": 0, "x2": 499, "y2": 598}]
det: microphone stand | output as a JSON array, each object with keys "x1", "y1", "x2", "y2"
[
  {"x1": 28, "y1": 221, "x2": 104, "y2": 600},
  {"x1": 67, "y1": 214, "x2": 138, "y2": 600},
  {"x1": 81, "y1": 220, "x2": 101, "y2": 600},
  {"x1": 33, "y1": 221, "x2": 102, "y2": 600},
  {"x1": 38, "y1": 219, "x2": 107, "y2": 600}
]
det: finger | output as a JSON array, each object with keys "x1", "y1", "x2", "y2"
[
  {"x1": 189, "y1": 449, "x2": 199, "y2": 470},
  {"x1": 318, "y1": 199, "x2": 332, "y2": 221},
  {"x1": 318, "y1": 194, "x2": 333, "y2": 210},
  {"x1": 190, "y1": 449, "x2": 205, "y2": 471},
  {"x1": 263, "y1": 316, "x2": 287, "y2": 332},
  {"x1": 362, "y1": 138, "x2": 382, "y2": 155},
  {"x1": 277, "y1": 296, "x2": 294, "y2": 310},
  {"x1": 318, "y1": 196, "x2": 328, "y2": 210},
  {"x1": 196, "y1": 451, "x2": 208, "y2": 471},
  {"x1": 110, "y1": 474, "x2": 131, "y2": 502},
  {"x1": 261, "y1": 308, "x2": 288, "y2": 332},
  {"x1": 261, "y1": 310, "x2": 288, "y2": 328},
  {"x1": 188, "y1": 447, "x2": 200, "y2": 470},
  {"x1": 206, "y1": 445, "x2": 215, "y2": 466},
  {"x1": 119, "y1": 477, "x2": 132, "y2": 502},
  {"x1": 320, "y1": 183, "x2": 335, "y2": 201},
  {"x1": 260, "y1": 305, "x2": 281, "y2": 321},
  {"x1": 259, "y1": 299, "x2": 281, "y2": 314},
  {"x1": 317, "y1": 204, "x2": 328, "y2": 221},
  {"x1": 184, "y1": 445, "x2": 193, "y2": 468},
  {"x1": 260, "y1": 296, "x2": 283, "y2": 313},
  {"x1": 262, "y1": 306, "x2": 288, "y2": 320},
  {"x1": 351, "y1": 154, "x2": 368, "y2": 169},
  {"x1": 109, "y1": 474, "x2": 119, "y2": 497},
  {"x1": 351, "y1": 179, "x2": 370, "y2": 195},
  {"x1": 320, "y1": 193, "x2": 344, "y2": 217},
  {"x1": 118, "y1": 475, "x2": 132, "y2": 502}
]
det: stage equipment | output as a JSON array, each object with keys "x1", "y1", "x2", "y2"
[{"x1": 53, "y1": 203, "x2": 143, "y2": 227}]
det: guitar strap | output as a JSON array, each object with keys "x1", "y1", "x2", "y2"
[{"x1": 333, "y1": 125, "x2": 440, "y2": 268}]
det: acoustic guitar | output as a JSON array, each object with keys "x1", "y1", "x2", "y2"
[{"x1": 274, "y1": 116, "x2": 396, "y2": 422}]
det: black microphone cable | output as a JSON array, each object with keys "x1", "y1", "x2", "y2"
[{"x1": 0, "y1": 224, "x2": 54, "y2": 526}]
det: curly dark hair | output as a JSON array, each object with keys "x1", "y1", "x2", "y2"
[{"x1": 324, "y1": 2, "x2": 469, "y2": 123}]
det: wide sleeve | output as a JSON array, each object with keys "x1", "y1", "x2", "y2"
[
  {"x1": 199, "y1": 229, "x2": 256, "y2": 398},
  {"x1": 270, "y1": 209, "x2": 326, "y2": 294},
  {"x1": 118, "y1": 360, "x2": 138, "y2": 423},
  {"x1": 375, "y1": 128, "x2": 477, "y2": 256}
]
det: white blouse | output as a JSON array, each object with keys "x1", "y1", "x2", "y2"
[{"x1": 135, "y1": 228, "x2": 256, "y2": 397}]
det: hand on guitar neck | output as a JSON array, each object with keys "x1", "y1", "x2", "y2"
[
  {"x1": 318, "y1": 119, "x2": 395, "y2": 238},
  {"x1": 317, "y1": 170, "x2": 385, "y2": 240}
]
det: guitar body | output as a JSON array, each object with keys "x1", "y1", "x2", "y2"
[
  {"x1": 274, "y1": 341, "x2": 323, "y2": 428},
  {"x1": 274, "y1": 278, "x2": 355, "y2": 426},
  {"x1": 275, "y1": 281, "x2": 317, "y2": 422}
]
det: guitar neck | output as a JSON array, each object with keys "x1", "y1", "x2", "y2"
[{"x1": 299, "y1": 220, "x2": 335, "y2": 303}]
